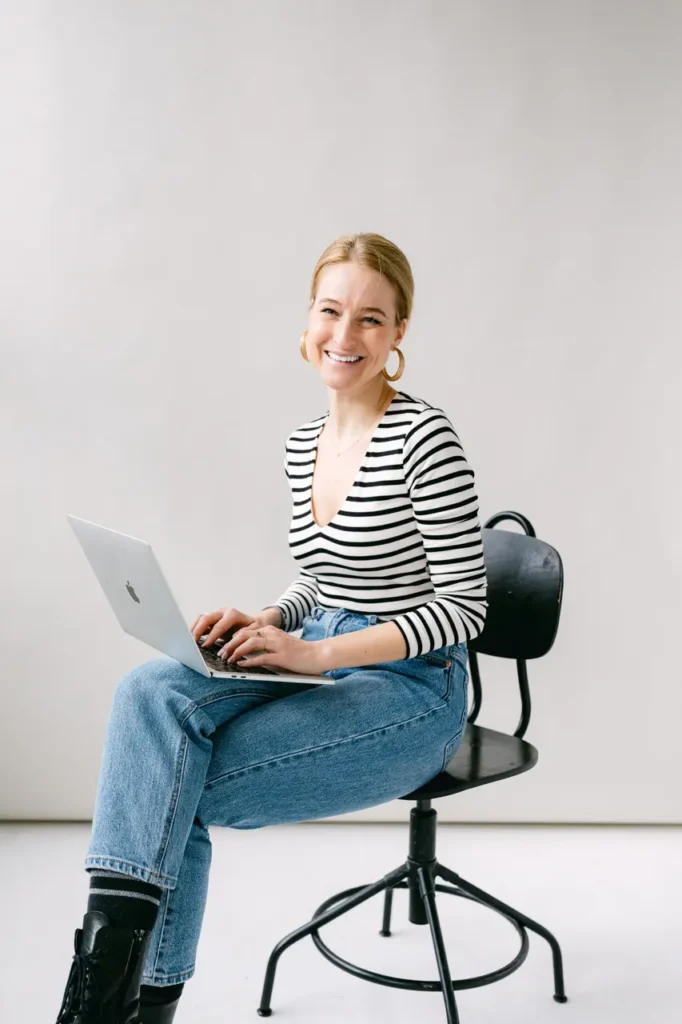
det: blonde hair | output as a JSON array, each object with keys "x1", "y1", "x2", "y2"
[{"x1": 308, "y1": 232, "x2": 414, "y2": 327}]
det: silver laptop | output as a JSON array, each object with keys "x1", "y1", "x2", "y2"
[{"x1": 67, "y1": 515, "x2": 333, "y2": 685}]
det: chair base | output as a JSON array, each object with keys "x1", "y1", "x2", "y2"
[
  {"x1": 310, "y1": 876, "x2": 529, "y2": 992},
  {"x1": 257, "y1": 803, "x2": 568, "y2": 1022}
]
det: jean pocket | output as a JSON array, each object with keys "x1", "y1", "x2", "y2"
[
  {"x1": 418, "y1": 641, "x2": 467, "y2": 670},
  {"x1": 415, "y1": 651, "x2": 454, "y2": 701},
  {"x1": 419, "y1": 651, "x2": 452, "y2": 668}
]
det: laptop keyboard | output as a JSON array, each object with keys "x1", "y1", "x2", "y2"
[{"x1": 199, "y1": 639, "x2": 279, "y2": 676}]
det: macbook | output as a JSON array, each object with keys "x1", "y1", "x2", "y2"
[{"x1": 66, "y1": 516, "x2": 333, "y2": 685}]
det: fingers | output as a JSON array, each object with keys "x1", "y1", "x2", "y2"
[
  {"x1": 218, "y1": 627, "x2": 248, "y2": 660},
  {"x1": 202, "y1": 612, "x2": 237, "y2": 648},
  {"x1": 191, "y1": 610, "x2": 226, "y2": 645},
  {"x1": 227, "y1": 638, "x2": 264, "y2": 664},
  {"x1": 193, "y1": 613, "x2": 278, "y2": 655},
  {"x1": 192, "y1": 607, "x2": 248, "y2": 645},
  {"x1": 191, "y1": 612, "x2": 214, "y2": 643},
  {"x1": 218, "y1": 629, "x2": 270, "y2": 662}
]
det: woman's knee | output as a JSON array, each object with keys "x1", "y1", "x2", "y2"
[{"x1": 114, "y1": 657, "x2": 188, "y2": 707}]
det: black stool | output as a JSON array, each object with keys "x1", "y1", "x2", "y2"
[{"x1": 258, "y1": 511, "x2": 567, "y2": 1023}]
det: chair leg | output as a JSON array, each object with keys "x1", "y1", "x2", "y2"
[
  {"x1": 257, "y1": 865, "x2": 408, "y2": 1017},
  {"x1": 417, "y1": 866, "x2": 461, "y2": 1024},
  {"x1": 380, "y1": 885, "x2": 395, "y2": 936},
  {"x1": 437, "y1": 863, "x2": 568, "y2": 1003}
]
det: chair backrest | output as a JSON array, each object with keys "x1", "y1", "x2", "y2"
[{"x1": 466, "y1": 511, "x2": 564, "y2": 737}]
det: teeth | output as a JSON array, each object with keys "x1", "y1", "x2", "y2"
[{"x1": 326, "y1": 352, "x2": 361, "y2": 363}]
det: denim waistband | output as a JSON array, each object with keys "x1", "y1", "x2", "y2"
[{"x1": 308, "y1": 606, "x2": 379, "y2": 628}]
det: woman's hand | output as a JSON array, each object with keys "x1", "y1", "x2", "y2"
[
  {"x1": 190, "y1": 606, "x2": 280, "y2": 648},
  {"x1": 217, "y1": 624, "x2": 328, "y2": 676}
]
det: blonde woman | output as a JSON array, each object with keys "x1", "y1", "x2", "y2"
[{"x1": 56, "y1": 233, "x2": 487, "y2": 1023}]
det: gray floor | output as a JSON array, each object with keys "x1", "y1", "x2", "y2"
[{"x1": 1, "y1": 822, "x2": 680, "y2": 1022}]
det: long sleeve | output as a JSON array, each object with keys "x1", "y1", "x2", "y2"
[
  {"x1": 389, "y1": 407, "x2": 488, "y2": 658},
  {"x1": 263, "y1": 570, "x2": 318, "y2": 633}
]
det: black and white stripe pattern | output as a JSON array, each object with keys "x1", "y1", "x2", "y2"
[
  {"x1": 268, "y1": 390, "x2": 488, "y2": 659},
  {"x1": 88, "y1": 870, "x2": 162, "y2": 906}
]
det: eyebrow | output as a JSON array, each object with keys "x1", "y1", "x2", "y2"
[{"x1": 318, "y1": 297, "x2": 387, "y2": 318}]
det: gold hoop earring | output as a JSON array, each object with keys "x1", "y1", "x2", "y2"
[
  {"x1": 300, "y1": 331, "x2": 309, "y2": 362},
  {"x1": 381, "y1": 347, "x2": 405, "y2": 382}
]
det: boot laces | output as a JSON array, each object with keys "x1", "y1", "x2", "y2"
[{"x1": 57, "y1": 932, "x2": 111, "y2": 1023}]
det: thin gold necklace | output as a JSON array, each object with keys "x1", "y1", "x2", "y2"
[{"x1": 328, "y1": 391, "x2": 395, "y2": 458}]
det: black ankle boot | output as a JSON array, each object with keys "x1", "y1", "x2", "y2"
[
  {"x1": 136, "y1": 995, "x2": 181, "y2": 1023},
  {"x1": 56, "y1": 910, "x2": 153, "y2": 1023}
]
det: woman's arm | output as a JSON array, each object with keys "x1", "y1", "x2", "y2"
[
  {"x1": 387, "y1": 407, "x2": 488, "y2": 657},
  {"x1": 316, "y1": 619, "x2": 407, "y2": 671},
  {"x1": 259, "y1": 602, "x2": 282, "y2": 626},
  {"x1": 259, "y1": 606, "x2": 283, "y2": 628}
]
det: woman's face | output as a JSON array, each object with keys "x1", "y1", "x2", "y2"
[{"x1": 306, "y1": 262, "x2": 407, "y2": 393}]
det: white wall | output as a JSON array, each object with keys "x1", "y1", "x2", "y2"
[{"x1": 1, "y1": 1, "x2": 680, "y2": 823}]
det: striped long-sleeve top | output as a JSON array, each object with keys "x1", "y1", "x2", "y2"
[{"x1": 267, "y1": 389, "x2": 488, "y2": 659}]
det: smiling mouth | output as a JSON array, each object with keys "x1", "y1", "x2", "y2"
[{"x1": 325, "y1": 351, "x2": 365, "y2": 363}]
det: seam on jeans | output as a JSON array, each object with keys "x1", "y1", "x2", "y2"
[
  {"x1": 142, "y1": 965, "x2": 195, "y2": 985},
  {"x1": 156, "y1": 732, "x2": 190, "y2": 879},
  {"x1": 441, "y1": 694, "x2": 470, "y2": 773},
  {"x1": 83, "y1": 856, "x2": 177, "y2": 888},
  {"x1": 147, "y1": 883, "x2": 172, "y2": 980},
  {"x1": 323, "y1": 609, "x2": 346, "y2": 639},
  {"x1": 153, "y1": 694, "x2": 277, "y2": 879},
  {"x1": 204, "y1": 699, "x2": 448, "y2": 788},
  {"x1": 180, "y1": 691, "x2": 278, "y2": 726},
  {"x1": 196, "y1": 692, "x2": 279, "y2": 712}
]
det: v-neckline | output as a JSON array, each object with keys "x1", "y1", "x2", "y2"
[{"x1": 309, "y1": 391, "x2": 400, "y2": 531}]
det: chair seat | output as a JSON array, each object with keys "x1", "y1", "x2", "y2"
[{"x1": 401, "y1": 724, "x2": 538, "y2": 800}]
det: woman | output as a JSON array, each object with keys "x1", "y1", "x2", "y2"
[{"x1": 56, "y1": 232, "x2": 488, "y2": 1023}]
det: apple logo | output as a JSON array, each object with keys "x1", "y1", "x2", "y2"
[{"x1": 126, "y1": 581, "x2": 140, "y2": 604}]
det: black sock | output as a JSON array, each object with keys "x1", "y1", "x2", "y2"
[
  {"x1": 139, "y1": 982, "x2": 185, "y2": 1006},
  {"x1": 85, "y1": 869, "x2": 162, "y2": 931}
]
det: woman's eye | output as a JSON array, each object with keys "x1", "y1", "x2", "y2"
[{"x1": 321, "y1": 308, "x2": 381, "y2": 325}]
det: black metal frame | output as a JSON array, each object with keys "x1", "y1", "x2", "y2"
[
  {"x1": 257, "y1": 802, "x2": 567, "y2": 1022},
  {"x1": 257, "y1": 511, "x2": 567, "y2": 1021}
]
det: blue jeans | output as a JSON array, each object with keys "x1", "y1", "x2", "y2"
[{"x1": 84, "y1": 607, "x2": 469, "y2": 985}]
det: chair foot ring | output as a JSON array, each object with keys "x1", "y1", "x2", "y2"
[{"x1": 310, "y1": 882, "x2": 530, "y2": 992}]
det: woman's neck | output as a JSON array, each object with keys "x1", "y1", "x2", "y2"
[{"x1": 324, "y1": 382, "x2": 396, "y2": 445}]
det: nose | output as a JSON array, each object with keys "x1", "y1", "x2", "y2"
[{"x1": 331, "y1": 317, "x2": 356, "y2": 348}]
